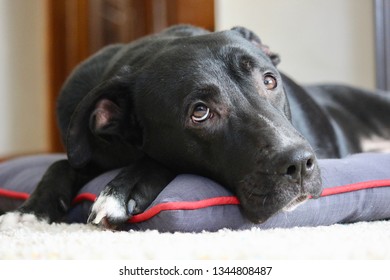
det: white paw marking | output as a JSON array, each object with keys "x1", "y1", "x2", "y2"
[
  {"x1": 88, "y1": 194, "x2": 129, "y2": 226},
  {"x1": 0, "y1": 212, "x2": 47, "y2": 231}
]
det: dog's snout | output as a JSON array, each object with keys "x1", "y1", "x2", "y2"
[
  {"x1": 284, "y1": 151, "x2": 315, "y2": 181},
  {"x1": 276, "y1": 148, "x2": 316, "y2": 183}
]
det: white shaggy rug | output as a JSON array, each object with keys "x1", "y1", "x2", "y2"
[{"x1": 1, "y1": 220, "x2": 390, "y2": 259}]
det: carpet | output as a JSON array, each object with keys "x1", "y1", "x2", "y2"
[{"x1": 1, "y1": 220, "x2": 390, "y2": 259}]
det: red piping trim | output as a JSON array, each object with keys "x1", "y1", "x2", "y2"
[
  {"x1": 71, "y1": 193, "x2": 96, "y2": 205},
  {"x1": 1, "y1": 179, "x2": 390, "y2": 223},
  {"x1": 0, "y1": 188, "x2": 29, "y2": 200},
  {"x1": 319, "y1": 179, "x2": 390, "y2": 197},
  {"x1": 128, "y1": 196, "x2": 240, "y2": 223}
]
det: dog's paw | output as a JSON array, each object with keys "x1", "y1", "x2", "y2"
[
  {"x1": 0, "y1": 212, "x2": 47, "y2": 231},
  {"x1": 87, "y1": 193, "x2": 136, "y2": 229}
]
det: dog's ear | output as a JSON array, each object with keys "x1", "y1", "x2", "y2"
[
  {"x1": 231, "y1": 26, "x2": 281, "y2": 66},
  {"x1": 66, "y1": 73, "x2": 141, "y2": 168}
]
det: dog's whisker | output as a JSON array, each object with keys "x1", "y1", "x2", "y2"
[{"x1": 262, "y1": 195, "x2": 268, "y2": 207}]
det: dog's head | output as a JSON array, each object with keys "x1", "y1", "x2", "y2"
[{"x1": 67, "y1": 26, "x2": 322, "y2": 223}]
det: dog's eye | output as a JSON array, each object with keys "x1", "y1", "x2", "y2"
[
  {"x1": 264, "y1": 75, "x2": 277, "y2": 90},
  {"x1": 191, "y1": 104, "x2": 210, "y2": 123}
]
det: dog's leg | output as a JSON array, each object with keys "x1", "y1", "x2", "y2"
[
  {"x1": 87, "y1": 157, "x2": 175, "y2": 229},
  {"x1": 0, "y1": 160, "x2": 95, "y2": 229}
]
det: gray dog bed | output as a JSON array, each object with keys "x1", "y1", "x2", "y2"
[{"x1": 1, "y1": 153, "x2": 390, "y2": 232}]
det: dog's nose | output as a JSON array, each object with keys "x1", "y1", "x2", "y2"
[{"x1": 278, "y1": 148, "x2": 316, "y2": 183}]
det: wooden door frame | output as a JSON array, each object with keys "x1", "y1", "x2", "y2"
[{"x1": 46, "y1": 0, "x2": 91, "y2": 152}]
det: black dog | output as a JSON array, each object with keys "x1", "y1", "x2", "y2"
[{"x1": 1, "y1": 25, "x2": 389, "y2": 228}]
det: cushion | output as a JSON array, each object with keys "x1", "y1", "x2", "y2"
[{"x1": 1, "y1": 153, "x2": 390, "y2": 232}]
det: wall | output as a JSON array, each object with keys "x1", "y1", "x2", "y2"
[
  {"x1": 215, "y1": 0, "x2": 375, "y2": 90},
  {"x1": 0, "y1": 0, "x2": 48, "y2": 157}
]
